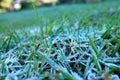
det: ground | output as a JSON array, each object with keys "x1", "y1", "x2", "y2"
[{"x1": 0, "y1": 1, "x2": 120, "y2": 80}]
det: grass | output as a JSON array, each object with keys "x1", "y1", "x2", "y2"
[{"x1": 0, "y1": 1, "x2": 120, "y2": 80}]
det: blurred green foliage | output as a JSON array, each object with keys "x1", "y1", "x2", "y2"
[
  {"x1": 0, "y1": 0, "x2": 59, "y2": 12},
  {"x1": 0, "y1": 0, "x2": 108, "y2": 13}
]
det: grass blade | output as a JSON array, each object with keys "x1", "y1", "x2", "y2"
[
  {"x1": 88, "y1": 36, "x2": 99, "y2": 55},
  {"x1": 112, "y1": 41, "x2": 120, "y2": 56},
  {"x1": 37, "y1": 51, "x2": 74, "y2": 80},
  {"x1": 88, "y1": 36, "x2": 102, "y2": 71}
]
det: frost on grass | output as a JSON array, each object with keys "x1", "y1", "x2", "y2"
[
  {"x1": 0, "y1": 2, "x2": 120, "y2": 80},
  {"x1": 0, "y1": 24, "x2": 120, "y2": 80}
]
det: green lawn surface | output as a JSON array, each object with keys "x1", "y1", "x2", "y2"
[
  {"x1": 0, "y1": 1, "x2": 120, "y2": 33},
  {"x1": 0, "y1": 1, "x2": 120, "y2": 80}
]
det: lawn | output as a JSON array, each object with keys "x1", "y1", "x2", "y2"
[{"x1": 0, "y1": 1, "x2": 120, "y2": 80}]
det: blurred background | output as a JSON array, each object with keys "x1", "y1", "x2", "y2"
[{"x1": 0, "y1": 0, "x2": 113, "y2": 13}]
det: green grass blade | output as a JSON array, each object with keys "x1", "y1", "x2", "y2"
[
  {"x1": 5, "y1": 33, "x2": 13, "y2": 52},
  {"x1": 27, "y1": 44, "x2": 40, "y2": 60},
  {"x1": 88, "y1": 36, "x2": 99, "y2": 55},
  {"x1": 37, "y1": 51, "x2": 74, "y2": 80},
  {"x1": 112, "y1": 41, "x2": 120, "y2": 56},
  {"x1": 88, "y1": 36, "x2": 102, "y2": 71},
  {"x1": 101, "y1": 27, "x2": 111, "y2": 39}
]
